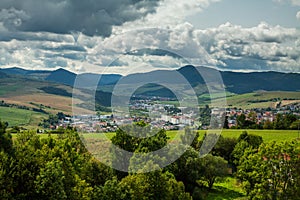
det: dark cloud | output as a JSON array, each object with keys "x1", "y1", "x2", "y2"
[{"x1": 0, "y1": 0, "x2": 160, "y2": 37}]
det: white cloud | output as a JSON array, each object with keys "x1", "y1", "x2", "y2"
[
  {"x1": 274, "y1": 0, "x2": 300, "y2": 6},
  {"x1": 0, "y1": 1, "x2": 300, "y2": 75},
  {"x1": 1, "y1": 21, "x2": 300, "y2": 74},
  {"x1": 291, "y1": 0, "x2": 300, "y2": 6},
  {"x1": 297, "y1": 11, "x2": 300, "y2": 20},
  {"x1": 194, "y1": 22, "x2": 300, "y2": 72},
  {"x1": 113, "y1": 0, "x2": 220, "y2": 33}
]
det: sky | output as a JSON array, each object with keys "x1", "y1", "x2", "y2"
[{"x1": 0, "y1": 0, "x2": 299, "y2": 75}]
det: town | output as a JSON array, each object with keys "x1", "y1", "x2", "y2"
[{"x1": 45, "y1": 99, "x2": 300, "y2": 133}]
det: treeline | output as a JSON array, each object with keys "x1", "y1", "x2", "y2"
[
  {"x1": 210, "y1": 130, "x2": 300, "y2": 199},
  {"x1": 39, "y1": 112, "x2": 70, "y2": 129},
  {"x1": 0, "y1": 120, "x2": 228, "y2": 199},
  {"x1": 230, "y1": 113, "x2": 300, "y2": 130},
  {"x1": 0, "y1": 100, "x2": 48, "y2": 114},
  {"x1": 235, "y1": 135, "x2": 300, "y2": 199},
  {"x1": 39, "y1": 86, "x2": 72, "y2": 97},
  {"x1": 1, "y1": 119, "x2": 300, "y2": 199},
  {"x1": 1, "y1": 121, "x2": 114, "y2": 200}
]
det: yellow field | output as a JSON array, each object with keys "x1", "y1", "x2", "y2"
[{"x1": 2, "y1": 93, "x2": 93, "y2": 115}]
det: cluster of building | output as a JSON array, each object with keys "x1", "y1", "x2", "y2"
[
  {"x1": 55, "y1": 100, "x2": 200, "y2": 132},
  {"x1": 225, "y1": 103, "x2": 300, "y2": 128},
  {"x1": 51, "y1": 100, "x2": 300, "y2": 132}
]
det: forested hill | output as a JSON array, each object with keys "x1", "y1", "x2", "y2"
[
  {"x1": 178, "y1": 65, "x2": 300, "y2": 94},
  {"x1": 1, "y1": 66, "x2": 299, "y2": 95}
]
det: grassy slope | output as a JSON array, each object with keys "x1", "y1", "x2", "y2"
[
  {"x1": 206, "y1": 177, "x2": 247, "y2": 200},
  {"x1": 0, "y1": 77, "x2": 93, "y2": 115},
  {"x1": 160, "y1": 91, "x2": 300, "y2": 109},
  {"x1": 0, "y1": 106, "x2": 47, "y2": 127},
  {"x1": 219, "y1": 129, "x2": 299, "y2": 142},
  {"x1": 225, "y1": 91, "x2": 300, "y2": 109},
  {"x1": 73, "y1": 129, "x2": 300, "y2": 143}
]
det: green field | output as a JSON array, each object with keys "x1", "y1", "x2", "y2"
[
  {"x1": 11, "y1": 129, "x2": 300, "y2": 144},
  {"x1": 219, "y1": 129, "x2": 299, "y2": 142},
  {"x1": 206, "y1": 177, "x2": 246, "y2": 200},
  {"x1": 224, "y1": 91, "x2": 300, "y2": 109},
  {"x1": 0, "y1": 106, "x2": 47, "y2": 127},
  {"x1": 77, "y1": 129, "x2": 300, "y2": 143}
]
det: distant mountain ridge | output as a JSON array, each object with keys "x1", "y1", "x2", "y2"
[
  {"x1": 1, "y1": 66, "x2": 300, "y2": 95},
  {"x1": 0, "y1": 67, "x2": 122, "y2": 87},
  {"x1": 0, "y1": 67, "x2": 51, "y2": 75},
  {"x1": 45, "y1": 68, "x2": 76, "y2": 86},
  {"x1": 178, "y1": 65, "x2": 300, "y2": 94}
]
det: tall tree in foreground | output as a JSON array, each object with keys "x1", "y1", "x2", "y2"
[
  {"x1": 0, "y1": 120, "x2": 13, "y2": 153},
  {"x1": 237, "y1": 141, "x2": 300, "y2": 199}
]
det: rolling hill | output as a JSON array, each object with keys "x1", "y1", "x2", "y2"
[
  {"x1": 0, "y1": 65, "x2": 299, "y2": 126},
  {"x1": 2, "y1": 65, "x2": 300, "y2": 94},
  {"x1": 1, "y1": 65, "x2": 300, "y2": 109},
  {"x1": 177, "y1": 65, "x2": 300, "y2": 94}
]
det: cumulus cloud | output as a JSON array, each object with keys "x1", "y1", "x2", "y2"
[
  {"x1": 194, "y1": 22, "x2": 300, "y2": 72},
  {"x1": 274, "y1": 0, "x2": 300, "y2": 6},
  {"x1": 113, "y1": 0, "x2": 220, "y2": 33},
  {"x1": 292, "y1": 0, "x2": 300, "y2": 5},
  {"x1": 2, "y1": 21, "x2": 300, "y2": 74},
  {"x1": 0, "y1": 1, "x2": 299, "y2": 74},
  {"x1": 0, "y1": 0, "x2": 160, "y2": 37},
  {"x1": 297, "y1": 11, "x2": 300, "y2": 20}
]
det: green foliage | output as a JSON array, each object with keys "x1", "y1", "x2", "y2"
[
  {"x1": 0, "y1": 151, "x2": 15, "y2": 199},
  {"x1": 39, "y1": 112, "x2": 69, "y2": 129},
  {"x1": 205, "y1": 177, "x2": 246, "y2": 200},
  {"x1": 236, "y1": 114, "x2": 246, "y2": 128},
  {"x1": 290, "y1": 120, "x2": 300, "y2": 130},
  {"x1": 92, "y1": 177, "x2": 128, "y2": 200},
  {"x1": 199, "y1": 154, "x2": 228, "y2": 189},
  {"x1": 273, "y1": 113, "x2": 298, "y2": 130},
  {"x1": 199, "y1": 105, "x2": 211, "y2": 127},
  {"x1": 263, "y1": 119, "x2": 273, "y2": 129},
  {"x1": 260, "y1": 113, "x2": 300, "y2": 130},
  {"x1": 237, "y1": 141, "x2": 300, "y2": 199},
  {"x1": 223, "y1": 115, "x2": 229, "y2": 129},
  {"x1": 236, "y1": 113, "x2": 259, "y2": 129},
  {"x1": 211, "y1": 135, "x2": 237, "y2": 163},
  {"x1": 92, "y1": 162, "x2": 192, "y2": 200},
  {"x1": 231, "y1": 131, "x2": 263, "y2": 172},
  {"x1": 111, "y1": 124, "x2": 168, "y2": 178},
  {"x1": 180, "y1": 127, "x2": 200, "y2": 150},
  {"x1": 2, "y1": 116, "x2": 299, "y2": 199},
  {"x1": 237, "y1": 131, "x2": 263, "y2": 149},
  {"x1": 0, "y1": 120, "x2": 13, "y2": 153},
  {"x1": 35, "y1": 158, "x2": 67, "y2": 200},
  {"x1": 0, "y1": 128, "x2": 112, "y2": 199},
  {"x1": 120, "y1": 169, "x2": 192, "y2": 200},
  {"x1": 167, "y1": 147, "x2": 203, "y2": 193}
]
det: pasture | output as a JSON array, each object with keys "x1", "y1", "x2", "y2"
[
  {"x1": 0, "y1": 106, "x2": 47, "y2": 127},
  {"x1": 77, "y1": 129, "x2": 300, "y2": 143}
]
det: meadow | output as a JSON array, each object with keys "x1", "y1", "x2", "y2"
[
  {"x1": 0, "y1": 106, "x2": 47, "y2": 127},
  {"x1": 77, "y1": 129, "x2": 300, "y2": 143},
  {"x1": 212, "y1": 91, "x2": 300, "y2": 109}
]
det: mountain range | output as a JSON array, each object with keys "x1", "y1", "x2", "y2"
[
  {"x1": 0, "y1": 65, "x2": 300, "y2": 113},
  {"x1": 1, "y1": 65, "x2": 299, "y2": 95}
]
